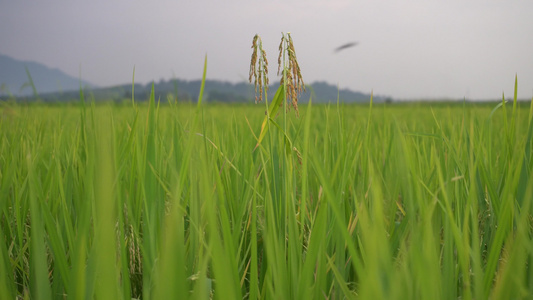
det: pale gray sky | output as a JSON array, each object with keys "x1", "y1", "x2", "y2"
[{"x1": 1, "y1": 0, "x2": 532, "y2": 100}]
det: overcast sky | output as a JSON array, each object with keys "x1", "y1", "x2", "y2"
[{"x1": 1, "y1": 1, "x2": 532, "y2": 100}]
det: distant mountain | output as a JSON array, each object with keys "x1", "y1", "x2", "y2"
[
  {"x1": 303, "y1": 81, "x2": 381, "y2": 103},
  {"x1": 28, "y1": 78, "x2": 384, "y2": 103},
  {"x1": 0, "y1": 53, "x2": 93, "y2": 97},
  {"x1": 0, "y1": 53, "x2": 385, "y2": 102}
]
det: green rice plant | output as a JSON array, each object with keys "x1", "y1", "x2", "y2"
[
  {"x1": 21, "y1": 67, "x2": 40, "y2": 100},
  {"x1": 250, "y1": 32, "x2": 304, "y2": 151},
  {"x1": 0, "y1": 46, "x2": 532, "y2": 299}
]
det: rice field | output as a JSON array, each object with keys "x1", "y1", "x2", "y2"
[
  {"x1": 1, "y1": 73, "x2": 532, "y2": 299},
  {"x1": 1, "y1": 40, "x2": 533, "y2": 299}
]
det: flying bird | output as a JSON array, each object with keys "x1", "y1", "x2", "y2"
[{"x1": 334, "y1": 42, "x2": 359, "y2": 53}]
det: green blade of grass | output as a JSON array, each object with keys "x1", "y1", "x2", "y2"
[
  {"x1": 0, "y1": 231, "x2": 15, "y2": 300},
  {"x1": 254, "y1": 84, "x2": 285, "y2": 151},
  {"x1": 93, "y1": 111, "x2": 121, "y2": 299},
  {"x1": 27, "y1": 153, "x2": 52, "y2": 300},
  {"x1": 142, "y1": 82, "x2": 161, "y2": 298}
]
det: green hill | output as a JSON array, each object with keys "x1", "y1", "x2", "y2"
[
  {"x1": 0, "y1": 54, "x2": 94, "y2": 97},
  {"x1": 1, "y1": 53, "x2": 383, "y2": 103},
  {"x1": 31, "y1": 78, "x2": 383, "y2": 103}
]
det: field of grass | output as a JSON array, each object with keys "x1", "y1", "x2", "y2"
[{"x1": 1, "y1": 73, "x2": 532, "y2": 299}]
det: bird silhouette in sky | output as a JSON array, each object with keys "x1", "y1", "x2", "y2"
[{"x1": 334, "y1": 42, "x2": 359, "y2": 53}]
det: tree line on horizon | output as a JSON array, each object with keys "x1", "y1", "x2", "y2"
[{"x1": 1, "y1": 78, "x2": 382, "y2": 104}]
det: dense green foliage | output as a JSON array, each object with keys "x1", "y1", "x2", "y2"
[{"x1": 0, "y1": 87, "x2": 532, "y2": 298}]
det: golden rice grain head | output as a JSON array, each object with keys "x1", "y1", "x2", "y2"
[
  {"x1": 261, "y1": 49, "x2": 269, "y2": 92},
  {"x1": 249, "y1": 56, "x2": 257, "y2": 84},
  {"x1": 277, "y1": 35, "x2": 284, "y2": 76},
  {"x1": 249, "y1": 35, "x2": 259, "y2": 82},
  {"x1": 258, "y1": 71, "x2": 263, "y2": 103}
]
